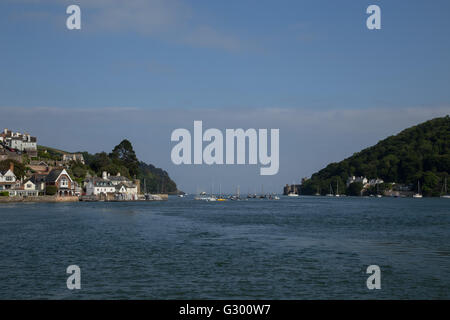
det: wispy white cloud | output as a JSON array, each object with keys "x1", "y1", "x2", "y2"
[{"x1": 7, "y1": 0, "x2": 245, "y2": 52}]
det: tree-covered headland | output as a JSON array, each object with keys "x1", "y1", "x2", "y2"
[{"x1": 300, "y1": 116, "x2": 449, "y2": 197}]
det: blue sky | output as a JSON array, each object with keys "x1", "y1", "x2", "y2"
[{"x1": 1, "y1": 0, "x2": 450, "y2": 192}]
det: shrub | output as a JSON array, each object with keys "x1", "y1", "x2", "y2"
[
  {"x1": 0, "y1": 191, "x2": 9, "y2": 197},
  {"x1": 45, "y1": 185, "x2": 57, "y2": 196}
]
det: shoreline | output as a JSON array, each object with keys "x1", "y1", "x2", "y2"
[
  {"x1": 0, "y1": 193, "x2": 169, "y2": 203},
  {"x1": 0, "y1": 196, "x2": 79, "y2": 203}
]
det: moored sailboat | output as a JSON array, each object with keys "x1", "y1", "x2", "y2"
[
  {"x1": 326, "y1": 184, "x2": 334, "y2": 197},
  {"x1": 413, "y1": 181, "x2": 423, "y2": 198},
  {"x1": 441, "y1": 178, "x2": 450, "y2": 198},
  {"x1": 287, "y1": 182, "x2": 299, "y2": 197}
]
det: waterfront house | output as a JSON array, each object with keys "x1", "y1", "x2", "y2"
[
  {"x1": 28, "y1": 173, "x2": 48, "y2": 195},
  {"x1": 106, "y1": 172, "x2": 130, "y2": 185},
  {"x1": 107, "y1": 172, "x2": 139, "y2": 199},
  {"x1": 45, "y1": 168, "x2": 75, "y2": 196},
  {"x1": 85, "y1": 171, "x2": 139, "y2": 200},
  {"x1": 85, "y1": 177, "x2": 116, "y2": 196},
  {"x1": 0, "y1": 163, "x2": 18, "y2": 191},
  {"x1": 8, "y1": 179, "x2": 39, "y2": 197},
  {"x1": 114, "y1": 182, "x2": 139, "y2": 200}
]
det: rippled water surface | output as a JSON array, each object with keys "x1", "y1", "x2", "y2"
[{"x1": 0, "y1": 196, "x2": 449, "y2": 299}]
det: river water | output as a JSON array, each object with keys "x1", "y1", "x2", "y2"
[{"x1": 0, "y1": 196, "x2": 449, "y2": 299}]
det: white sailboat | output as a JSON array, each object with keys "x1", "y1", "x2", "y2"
[
  {"x1": 441, "y1": 178, "x2": 450, "y2": 198},
  {"x1": 413, "y1": 181, "x2": 423, "y2": 198},
  {"x1": 376, "y1": 183, "x2": 382, "y2": 198},
  {"x1": 326, "y1": 184, "x2": 334, "y2": 197},
  {"x1": 335, "y1": 181, "x2": 340, "y2": 197},
  {"x1": 315, "y1": 186, "x2": 320, "y2": 196},
  {"x1": 288, "y1": 182, "x2": 299, "y2": 197},
  {"x1": 206, "y1": 182, "x2": 217, "y2": 201}
]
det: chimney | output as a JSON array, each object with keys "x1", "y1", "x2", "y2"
[
  {"x1": 134, "y1": 179, "x2": 141, "y2": 194},
  {"x1": 9, "y1": 162, "x2": 14, "y2": 173},
  {"x1": 117, "y1": 172, "x2": 121, "y2": 177},
  {"x1": 102, "y1": 171, "x2": 108, "y2": 179}
]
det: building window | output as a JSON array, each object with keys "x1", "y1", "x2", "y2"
[
  {"x1": 60, "y1": 178, "x2": 69, "y2": 188},
  {"x1": 6, "y1": 176, "x2": 13, "y2": 181}
]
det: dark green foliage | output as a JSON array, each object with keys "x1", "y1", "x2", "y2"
[
  {"x1": 301, "y1": 116, "x2": 450, "y2": 196},
  {"x1": 109, "y1": 139, "x2": 139, "y2": 177},
  {"x1": 347, "y1": 182, "x2": 364, "y2": 196},
  {"x1": 138, "y1": 162, "x2": 177, "y2": 194},
  {"x1": 45, "y1": 185, "x2": 57, "y2": 195},
  {"x1": 0, "y1": 191, "x2": 9, "y2": 196},
  {"x1": 80, "y1": 140, "x2": 178, "y2": 194},
  {"x1": 66, "y1": 161, "x2": 92, "y2": 187}
]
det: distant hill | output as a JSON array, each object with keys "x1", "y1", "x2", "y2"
[{"x1": 301, "y1": 116, "x2": 450, "y2": 197}]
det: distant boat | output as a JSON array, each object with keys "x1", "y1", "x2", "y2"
[
  {"x1": 413, "y1": 181, "x2": 423, "y2": 198},
  {"x1": 258, "y1": 184, "x2": 268, "y2": 198},
  {"x1": 441, "y1": 178, "x2": 450, "y2": 198},
  {"x1": 216, "y1": 184, "x2": 227, "y2": 201},
  {"x1": 326, "y1": 184, "x2": 334, "y2": 197},
  {"x1": 376, "y1": 183, "x2": 383, "y2": 198},
  {"x1": 288, "y1": 183, "x2": 299, "y2": 197},
  {"x1": 335, "y1": 181, "x2": 340, "y2": 197},
  {"x1": 315, "y1": 186, "x2": 320, "y2": 196}
]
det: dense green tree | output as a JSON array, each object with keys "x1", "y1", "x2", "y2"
[
  {"x1": 137, "y1": 162, "x2": 178, "y2": 194},
  {"x1": 347, "y1": 182, "x2": 364, "y2": 196},
  {"x1": 300, "y1": 116, "x2": 449, "y2": 196},
  {"x1": 109, "y1": 139, "x2": 139, "y2": 177},
  {"x1": 78, "y1": 140, "x2": 178, "y2": 194}
]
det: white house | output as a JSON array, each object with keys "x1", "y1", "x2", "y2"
[
  {"x1": 8, "y1": 179, "x2": 39, "y2": 197},
  {"x1": 115, "y1": 182, "x2": 138, "y2": 200},
  {"x1": 1, "y1": 129, "x2": 37, "y2": 152},
  {"x1": 85, "y1": 178, "x2": 116, "y2": 196},
  {"x1": 346, "y1": 176, "x2": 368, "y2": 187},
  {"x1": 28, "y1": 174, "x2": 47, "y2": 194},
  {"x1": 0, "y1": 163, "x2": 18, "y2": 191},
  {"x1": 85, "y1": 172, "x2": 139, "y2": 199}
]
